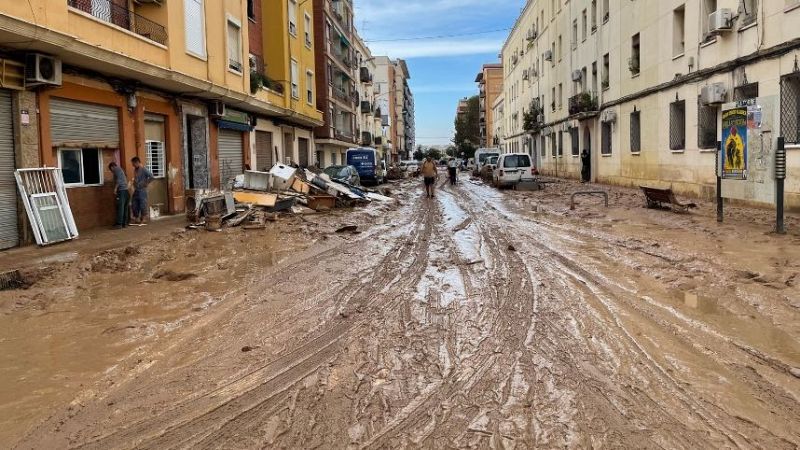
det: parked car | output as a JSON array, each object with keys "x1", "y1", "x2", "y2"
[
  {"x1": 323, "y1": 165, "x2": 361, "y2": 186},
  {"x1": 480, "y1": 155, "x2": 499, "y2": 181},
  {"x1": 493, "y1": 153, "x2": 535, "y2": 188},
  {"x1": 473, "y1": 148, "x2": 501, "y2": 176},
  {"x1": 346, "y1": 148, "x2": 385, "y2": 185}
]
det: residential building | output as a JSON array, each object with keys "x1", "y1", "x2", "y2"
[
  {"x1": 500, "y1": 0, "x2": 800, "y2": 208},
  {"x1": 352, "y1": 29, "x2": 388, "y2": 164},
  {"x1": 475, "y1": 63, "x2": 504, "y2": 147},
  {"x1": 456, "y1": 97, "x2": 470, "y2": 123},
  {"x1": 399, "y1": 66, "x2": 416, "y2": 158},
  {"x1": 249, "y1": 0, "x2": 324, "y2": 171},
  {"x1": 312, "y1": 0, "x2": 357, "y2": 167},
  {"x1": 493, "y1": 93, "x2": 505, "y2": 149},
  {"x1": 373, "y1": 56, "x2": 399, "y2": 161},
  {"x1": 0, "y1": 0, "x2": 323, "y2": 248}
]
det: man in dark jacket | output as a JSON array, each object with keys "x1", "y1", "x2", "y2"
[
  {"x1": 109, "y1": 162, "x2": 129, "y2": 229},
  {"x1": 580, "y1": 149, "x2": 591, "y2": 183}
]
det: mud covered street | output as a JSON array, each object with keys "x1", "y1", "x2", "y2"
[{"x1": 4, "y1": 178, "x2": 800, "y2": 449}]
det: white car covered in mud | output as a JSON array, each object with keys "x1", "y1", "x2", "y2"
[{"x1": 493, "y1": 153, "x2": 536, "y2": 188}]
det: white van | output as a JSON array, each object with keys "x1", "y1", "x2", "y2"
[
  {"x1": 473, "y1": 148, "x2": 501, "y2": 176},
  {"x1": 493, "y1": 153, "x2": 536, "y2": 188}
]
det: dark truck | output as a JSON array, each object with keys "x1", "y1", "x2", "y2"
[{"x1": 346, "y1": 148, "x2": 386, "y2": 185}]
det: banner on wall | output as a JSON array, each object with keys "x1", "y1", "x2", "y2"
[{"x1": 721, "y1": 106, "x2": 748, "y2": 180}]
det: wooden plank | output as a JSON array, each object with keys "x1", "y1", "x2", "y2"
[{"x1": 232, "y1": 191, "x2": 278, "y2": 207}]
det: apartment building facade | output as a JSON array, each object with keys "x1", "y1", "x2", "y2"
[
  {"x1": 374, "y1": 56, "x2": 415, "y2": 162},
  {"x1": 501, "y1": 0, "x2": 800, "y2": 208},
  {"x1": 352, "y1": 29, "x2": 388, "y2": 164},
  {"x1": 475, "y1": 63, "x2": 504, "y2": 148},
  {"x1": 0, "y1": 0, "x2": 324, "y2": 248},
  {"x1": 312, "y1": 0, "x2": 358, "y2": 167}
]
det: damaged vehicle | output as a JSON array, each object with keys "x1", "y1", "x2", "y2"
[{"x1": 323, "y1": 165, "x2": 361, "y2": 187}]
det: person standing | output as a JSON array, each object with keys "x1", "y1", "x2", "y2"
[
  {"x1": 109, "y1": 162, "x2": 129, "y2": 229},
  {"x1": 131, "y1": 156, "x2": 154, "y2": 225},
  {"x1": 447, "y1": 157, "x2": 458, "y2": 185},
  {"x1": 580, "y1": 149, "x2": 591, "y2": 183},
  {"x1": 421, "y1": 156, "x2": 438, "y2": 199}
]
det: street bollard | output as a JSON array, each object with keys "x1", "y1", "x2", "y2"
[
  {"x1": 716, "y1": 140, "x2": 723, "y2": 223},
  {"x1": 776, "y1": 137, "x2": 786, "y2": 235}
]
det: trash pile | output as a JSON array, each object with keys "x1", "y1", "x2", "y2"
[{"x1": 186, "y1": 164, "x2": 393, "y2": 231}]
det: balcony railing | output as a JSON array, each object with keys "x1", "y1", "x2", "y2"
[
  {"x1": 68, "y1": 0, "x2": 167, "y2": 46},
  {"x1": 568, "y1": 92, "x2": 598, "y2": 115},
  {"x1": 249, "y1": 55, "x2": 284, "y2": 94},
  {"x1": 334, "y1": 129, "x2": 354, "y2": 142},
  {"x1": 333, "y1": 86, "x2": 353, "y2": 104}
]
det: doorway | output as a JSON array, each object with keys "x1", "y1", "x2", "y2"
[
  {"x1": 583, "y1": 126, "x2": 592, "y2": 182},
  {"x1": 186, "y1": 115, "x2": 209, "y2": 189}
]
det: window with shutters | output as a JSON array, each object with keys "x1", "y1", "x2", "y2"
[
  {"x1": 247, "y1": 0, "x2": 255, "y2": 20},
  {"x1": 669, "y1": 100, "x2": 686, "y2": 150},
  {"x1": 227, "y1": 19, "x2": 242, "y2": 73},
  {"x1": 551, "y1": 134, "x2": 557, "y2": 157},
  {"x1": 601, "y1": 122, "x2": 612, "y2": 155},
  {"x1": 146, "y1": 141, "x2": 166, "y2": 178},
  {"x1": 630, "y1": 110, "x2": 641, "y2": 153},
  {"x1": 184, "y1": 0, "x2": 206, "y2": 58},
  {"x1": 698, "y1": 97, "x2": 718, "y2": 149},
  {"x1": 304, "y1": 13, "x2": 312, "y2": 48},
  {"x1": 291, "y1": 59, "x2": 299, "y2": 99},
  {"x1": 288, "y1": 0, "x2": 297, "y2": 36},
  {"x1": 558, "y1": 130, "x2": 563, "y2": 157},
  {"x1": 306, "y1": 70, "x2": 314, "y2": 104},
  {"x1": 780, "y1": 74, "x2": 800, "y2": 145},
  {"x1": 570, "y1": 127, "x2": 579, "y2": 156},
  {"x1": 59, "y1": 148, "x2": 103, "y2": 186}
]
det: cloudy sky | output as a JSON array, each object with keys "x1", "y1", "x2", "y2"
[{"x1": 355, "y1": 0, "x2": 526, "y2": 146}]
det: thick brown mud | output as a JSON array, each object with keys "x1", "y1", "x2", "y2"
[{"x1": 2, "y1": 179, "x2": 799, "y2": 449}]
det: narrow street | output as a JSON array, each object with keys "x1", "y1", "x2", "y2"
[{"x1": 4, "y1": 178, "x2": 800, "y2": 449}]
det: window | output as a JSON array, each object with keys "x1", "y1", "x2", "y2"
[
  {"x1": 669, "y1": 100, "x2": 686, "y2": 150},
  {"x1": 781, "y1": 74, "x2": 800, "y2": 145},
  {"x1": 697, "y1": 98, "x2": 718, "y2": 149},
  {"x1": 601, "y1": 122, "x2": 612, "y2": 155},
  {"x1": 306, "y1": 71, "x2": 314, "y2": 104},
  {"x1": 247, "y1": 0, "x2": 255, "y2": 21},
  {"x1": 558, "y1": 83, "x2": 563, "y2": 109},
  {"x1": 557, "y1": 130, "x2": 563, "y2": 156},
  {"x1": 290, "y1": 59, "x2": 299, "y2": 99},
  {"x1": 673, "y1": 6, "x2": 685, "y2": 56},
  {"x1": 734, "y1": 82, "x2": 758, "y2": 101},
  {"x1": 59, "y1": 148, "x2": 102, "y2": 186},
  {"x1": 570, "y1": 127, "x2": 579, "y2": 156},
  {"x1": 630, "y1": 33, "x2": 640, "y2": 76},
  {"x1": 602, "y1": 0, "x2": 610, "y2": 22},
  {"x1": 630, "y1": 110, "x2": 641, "y2": 152},
  {"x1": 304, "y1": 13, "x2": 312, "y2": 47},
  {"x1": 288, "y1": 0, "x2": 297, "y2": 36},
  {"x1": 551, "y1": 41, "x2": 556, "y2": 66},
  {"x1": 741, "y1": 0, "x2": 757, "y2": 26},
  {"x1": 582, "y1": 9, "x2": 587, "y2": 41},
  {"x1": 551, "y1": 134, "x2": 557, "y2": 157},
  {"x1": 602, "y1": 54, "x2": 609, "y2": 89},
  {"x1": 551, "y1": 87, "x2": 556, "y2": 111},
  {"x1": 146, "y1": 141, "x2": 166, "y2": 178},
  {"x1": 503, "y1": 154, "x2": 531, "y2": 167},
  {"x1": 592, "y1": 62, "x2": 598, "y2": 93},
  {"x1": 541, "y1": 136, "x2": 546, "y2": 157},
  {"x1": 591, "y1": 0, "x2": 597, "y2": 30},
  {"x1": 558, "y1": 35, "x2": 562, "y2": 61},
  {"x1": 701, "y1": 0, "x2": 718, "y2": 42},
  {"x1": 572, "y1": 20, "x2": 578, "y2": 49},
  {"x1": 227, "y1": 19, "x2": 242, "y2": 73},
  {"x1": 184, "y1": 0, "x2": 206, "y2": 57},
  {"x1": 327, "y1": 63, "x2": 333, "y2": 85}
]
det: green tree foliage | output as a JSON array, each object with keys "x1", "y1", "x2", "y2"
[{"x1": 453, "y1": 96, "x2": 480, "y2": 159}]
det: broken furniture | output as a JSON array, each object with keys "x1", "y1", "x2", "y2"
[
  {"x1": 243, "y1": 170, "x2": 273, "y2": 191},
  {"x1": 270, "y1": 164, "x2": 297, "y2": 191},
  {"x1": 570, "y1": 190, "x2": 609, "y2": 210},
  {"x1": 640, "y1": 186, "x2": 695, "y2": 212},
  {"x1": 15, "y1": 168, "x2": 79, "y2": 246}
]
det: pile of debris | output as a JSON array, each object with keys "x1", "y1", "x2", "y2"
[{"x1": 186, "y1": 164, "x2": 392, "y2": 231}]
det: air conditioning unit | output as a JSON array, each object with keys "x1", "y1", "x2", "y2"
[
  {"x1": 25, "y1": 53, "x2": 62, "y2": 86},
  {"x1": 601, "y1": 110, "x2": 617, "y2": 123},
  {"x1": 700, "y1": 83, "x2": 727, "y2": 105},
  {"x1": 543, "y1": 50, "x2": 553, "y2": 61},
  {"x1": 571, "y1": 70, "x2": 582, "y2": 81},
  {"x1": 709, "y1": 9, "x2": 733, "y2": 34},
  {"x1": 209, "y1": 101, "x2": 226, "y2": 118}
]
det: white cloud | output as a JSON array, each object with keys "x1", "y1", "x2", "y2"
[{"x1": 368, "y1": 38, "x2": 503, "y2": 59}]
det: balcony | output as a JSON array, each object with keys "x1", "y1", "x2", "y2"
[
  {"x1": 332, "y1": 85, "x2": 353, "y2": 104},
  {"x1": 68, "y1": 0, "x2": 167, "y2": 46},
  {"x1": 334, "y1": 129, "x2": 354, "y2": 142},
  {"x1": 568, "y1": 92, "x2": 599, "y2": 116},
  {"x1": 360, "y1": 101, "x2": 372, "y2": 114},
  {"x1": 249, "y1": 55, "x2": 284, "y2": 94}
]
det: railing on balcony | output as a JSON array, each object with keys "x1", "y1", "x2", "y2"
[
  {"x1": 333, "y1": 85, "x2": 353, "y2": 104},
  {"x1": 249, "y1": 54, "x2": 284, "y2": 94},
  {"x1": 568, "y1": 92, "x2": 598, "y2": 115},
  {"x1": 334, "y1": 129, "x2": 354, "y2": 142},
  {"x1": 68, "y1": 0, "x2": 167, "y2": 46}
]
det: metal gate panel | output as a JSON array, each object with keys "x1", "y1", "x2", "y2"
[
  {"x1": 50, "y1": 98, "x2": 120, "y2": 148},
  {"x1": 218, "y1": 129, "x2": 243, "y2": 183},
  {"x1": 298, "y1": 138, "x2": 309, "y2": 167},
  {"x1": 255, "y1": 131, "x2": 273, "y2": 172},
  {"x1": 0, "y1": 89, "x2": 18, "y2": 249}
]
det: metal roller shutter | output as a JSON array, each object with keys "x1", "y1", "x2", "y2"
[
  {"x1": 0, "y1": 89, "x2": 18, "y2": 249},
  {"x1": 218, "y1": 129, "x2": 243, "y2": 183},
  {"x1": 50, "y1": 98, "x2": 120, "y2": 148},
  {"x1": 255, "y1": 131, "x2": 273, "y2": 172}
]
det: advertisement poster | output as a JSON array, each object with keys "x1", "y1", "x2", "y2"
[{"x1": 721, "y1": 107, "x2": 748, "y2": 180}]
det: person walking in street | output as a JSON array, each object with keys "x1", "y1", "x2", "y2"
[
  {"x1": 109, "y1": 161, "x2": 129, "y2": 229},
  {"x1": 447, "y1": 157, "x2": 459, "y2": 186},
  {"x1": 131, "y1": 156, "x2": 154, "y2": 225},
  {"x1": 580, "y1": 149, "x2": 591, "y2": 183},
  {"x1": 421, "y1": 155, "x2": 438, "y2": 199}
]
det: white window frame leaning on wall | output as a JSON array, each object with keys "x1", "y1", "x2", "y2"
[{"x1": 58, "y1": 148, "x2": 104, "y2": 187}]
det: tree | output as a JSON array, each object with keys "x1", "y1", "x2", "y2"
[
  {"x1": 445, "y1": 146, "x2": 457, "y2": 157},
  {"x1": 426, "y1": 148, "x2": 442, "y2": 161},
  {"x1": 413, "y1": 149, "x2": 425, "y2": 161},
  {"x1": 453, "y1": 96, "x2": 480, "y2": 159}
]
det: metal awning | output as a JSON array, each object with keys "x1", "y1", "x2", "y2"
[{"x1": 216, "y1": 120, "x2": 254, "y2": 132}]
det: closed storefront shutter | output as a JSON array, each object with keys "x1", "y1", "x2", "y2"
[
  {"x1": 298, "y1": 137, "x2": 309, "y2": 167},
  {"x1": 218, "y1": 129, "x2": 243, "y2": 183},
  {"x1": 50, "y1": 98, "x2": 120, "y2": 148},
  {"x1": 0, "y1": 89, "x2": 18, "y2": 249},
  {"x1": 255, "y1": 131, "x2": 273, "y2": 172}
]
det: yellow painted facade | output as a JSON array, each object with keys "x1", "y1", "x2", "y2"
[{"x1": 260, "y1": 0, "x2": 323, "y2": 124}]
